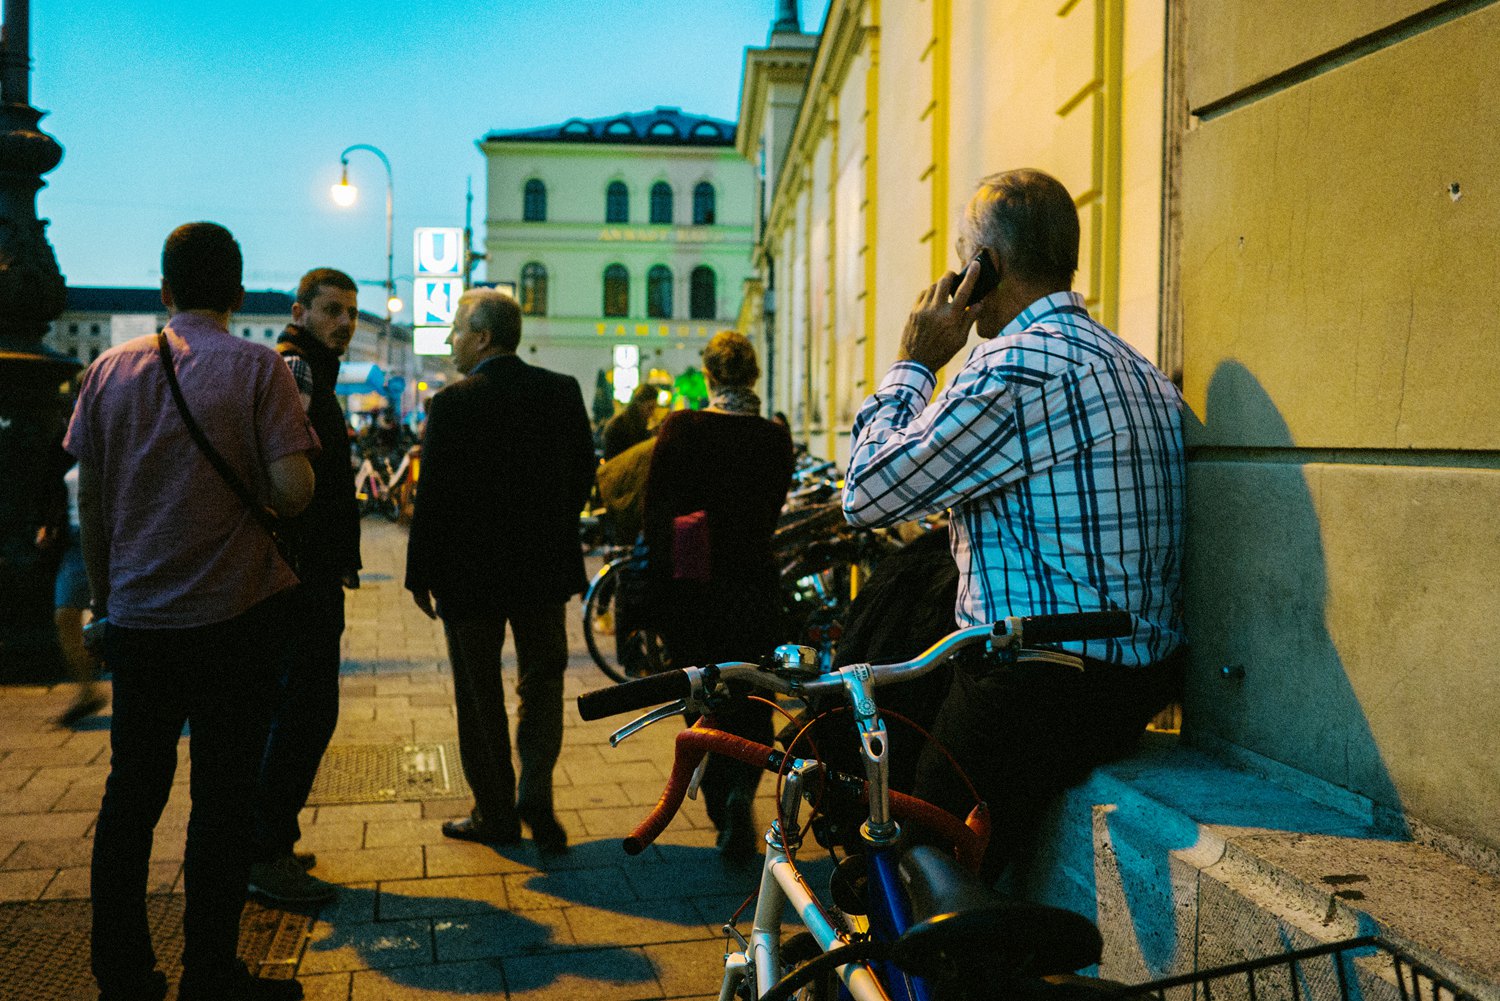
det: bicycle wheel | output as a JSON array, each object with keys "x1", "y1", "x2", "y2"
[{"x1": 583, "y1": 561, "x2": 625, "y2": 681}]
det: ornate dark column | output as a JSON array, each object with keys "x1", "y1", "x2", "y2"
[{"x1": 0, "y1": 0, "x2": 77, "y2": 677}]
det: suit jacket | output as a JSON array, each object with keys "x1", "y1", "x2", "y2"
[{"x1": 405, "y1": 353, "x2": 596, "y2": 618}]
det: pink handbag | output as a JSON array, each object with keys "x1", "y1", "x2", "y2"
[{"x1": 671, "y1": 510, "x2": 711, "y2": 581}]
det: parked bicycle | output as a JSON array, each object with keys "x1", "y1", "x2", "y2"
[
  {"x1": 578, "y1": 612, "x2": 1133, "y2": 1001},
  {"x1": 578, "y1": 616, "x2": 1481, "y2": 1001},
  {"x1": 353, "y1": 445, "x2": 417, "y2": 521}
]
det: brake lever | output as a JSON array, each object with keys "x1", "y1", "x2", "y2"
[{"x1": 608, "y1": 699, "x2": 689, "y2": 747}]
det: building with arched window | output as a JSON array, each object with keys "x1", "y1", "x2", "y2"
[
  {"x1": 647, "y1": 265, "x2": 673, "y2": 318},
  {"x1": 480, "y1": 105, "x2": 755, "y2": 401},
  {"x1": 523, "y1": 179, "x2": 546, "y2": 222},
  {"x1": 650, "y1": 181, "x2": 674, "y2": 225},
  {"x1": 519, "y1": 262, "x2": 548, "y2": 315}
]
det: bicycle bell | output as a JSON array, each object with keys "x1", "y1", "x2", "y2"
[{"x1": 773, "y1": 643, "x2": 821, "y2": 679}]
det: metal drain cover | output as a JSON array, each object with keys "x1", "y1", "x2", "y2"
[
  {"x1": 306, "y1": 741, "x2": 469, "y2": 804},
  {"x1": 0, "y1": 898, "x2": 309, "y2": 1000}
]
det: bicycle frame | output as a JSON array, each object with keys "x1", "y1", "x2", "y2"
[{"x1": 721, "y1": 761, "x2": 904, "y2": 1001}]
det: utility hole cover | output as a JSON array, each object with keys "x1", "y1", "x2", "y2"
[{"x1": 306, "y1": 741, "x2": 469, "y2": 804}]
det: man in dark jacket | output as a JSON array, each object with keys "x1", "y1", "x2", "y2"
[
  {"x1": 405, "y1": 288, "x2": 595, "y2": 852},
  {"x1": 249, "y1": 268, "x2": 362, "y2": 906}
]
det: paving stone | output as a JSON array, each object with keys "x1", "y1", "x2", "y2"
[
  {"x1": 424, "y1": 841, "x2": 535, "y2": 878},
  {"x1": 0, "y1": 868, "x2": 55, "y2": 901},
  {"x1": 43, "y1": 860, "x2": 179, "y2": 899},
  {"x1": 297, "y1": 820, "x2": 367, "y2": 855},
  {"x1": 432, "y1": 907, "x2": 574, "y2": 961},
  {"x1": 555, "y1": 783, "x2": 634, "y2": 811},
  {"x1": 313, "y1": 845, "x2": 425, "y2": 884},
  {"x1": 314, "y1": 801, "x2": 424, "y2": 825},
  {"x1": 4, "y1": 837, "x2": 93, "y2": 870},
  {"x1": 299, "y1": 916, "x2": 434, "y2": 974},
  {"x1": 502, "y1": 946, "x2": 660, "y2": 1000},
  {"x1": 643, "y1": 937, "x2": 730, "y2": 999},
  {"x1": 0, "y1": 767, "x2": 38, "y2": 792},
  {"x1": 377, "y1": 874, "x2": 510, "y2": 918},
  {"x1": 296, "y1": 971, "x2": 355, "y2": 1001},
  {"x1": 563, "y1": 759, "x2": 665, "y2": 788},
  {"x1": 0, "y1": 780, "x2": 67, "y2": 814},
  {"x1": 0, "y1": 810, "x2": 94, "y2": 842},
  {"x1": 351, "y1": 959, "x2": 507, "y2": 998},
  {"x1": 319, "y1": 882, "x2": 378, "y2": 924},
  {"x1": 563, "y1": 897, "x2": 716, "y2": 947},
  {"x1": 502, "y1": 866, "x2": 640, "y2": 911}
]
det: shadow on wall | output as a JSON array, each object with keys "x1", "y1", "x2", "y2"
[
  {"x1": 1024, "y1": 361, "x2": 1408, "y2": 980},
  {"x1": 1182, "y1": 360, "x2": 1403, "y2": 816}
]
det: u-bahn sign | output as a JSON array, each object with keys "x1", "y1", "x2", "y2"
[{"x1": 413, "y1": 227, "x2": 463, "y2": 356}]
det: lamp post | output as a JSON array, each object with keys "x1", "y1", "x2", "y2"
[
  {"x1": 0, "y1": 0, "x2": 75, "y2": 676},
  {"x1": 330, "y1": 144, "x2": 398, "y2": 366}
]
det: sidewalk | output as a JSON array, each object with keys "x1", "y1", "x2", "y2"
[{"x1": 0, "y1": 519, "x2": 774, "y2": 1000}]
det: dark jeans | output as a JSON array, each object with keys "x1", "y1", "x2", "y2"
[
  {"x1": 913, "y1": 648, "x2": 1183, "y2": 884},
  {"x1": 254, "y1": 577, "x2": 345, "y2": 857},
  {"x1": 91, "y1": 591, "x2": 291, "y2": 992},
  {"x1": 442, "y1": 602, "x2": 568, "y2": 823}
]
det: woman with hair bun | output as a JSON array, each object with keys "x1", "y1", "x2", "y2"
[{"x1": 641, "y1": 330, "x2": 794, "y2": 860}]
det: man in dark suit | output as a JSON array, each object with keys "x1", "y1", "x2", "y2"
[{"x1": 405, "y1": 288, "x2": 595, "y2": 852}]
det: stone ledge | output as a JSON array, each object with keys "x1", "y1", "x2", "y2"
[{"x1": 1026, "y1": 734, "x2": 1500, "y2": 1001}]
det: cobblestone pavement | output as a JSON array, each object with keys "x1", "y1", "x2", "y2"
[{"x1": 0, "y1": 519, "x2": 792, "y2": 1000}]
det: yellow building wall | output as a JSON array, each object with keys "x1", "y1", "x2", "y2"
[
  {"x1": 766, "y1": 0, "x2": 1166, "y2": 465},
  {"x1": 1180, "y1": 0, "x2": 1500, "y2": 848}
]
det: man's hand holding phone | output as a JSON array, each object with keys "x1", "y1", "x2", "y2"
[{"x1": 897, "y1": 252, "x2": 995, "y2": 374}]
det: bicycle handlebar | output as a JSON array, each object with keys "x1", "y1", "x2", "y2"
[
  {"x1": 625, "y1": 722, "x2": 991, "y2": 869},
  {"x1": 576, "y1": 611, "x2": 1134, "y2": 722}
]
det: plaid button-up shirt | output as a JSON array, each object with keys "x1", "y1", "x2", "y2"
[{"x1": 843, "y1": 292, "x2": 1184, "y2": 666}]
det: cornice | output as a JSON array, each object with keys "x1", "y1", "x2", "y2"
[{"x1": 763, "y1": 0, "x2": 877, "y2": 241}]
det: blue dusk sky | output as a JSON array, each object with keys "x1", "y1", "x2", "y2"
[{"x1": 27, "y1": 0, "x2": 820, "y2": 320}]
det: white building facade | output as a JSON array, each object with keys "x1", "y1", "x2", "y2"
[{"x1": 479, "y1": 107, "x2": 756, "y2": 411}]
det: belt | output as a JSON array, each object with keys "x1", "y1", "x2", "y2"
[{"x1": 1012, "y1": 649, "x2": 1087, "y2": 672}]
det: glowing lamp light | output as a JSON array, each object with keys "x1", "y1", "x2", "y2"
[
  {"x1": 387, "y1": 295, "x2": 403, "y2": 314},
  {"x1": 330, "y1": 164, "x2": 358, "y2": 207}
]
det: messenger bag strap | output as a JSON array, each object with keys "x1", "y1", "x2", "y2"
[{"x1": 156, "y1": 330, "x2": 283, "y2": 539}]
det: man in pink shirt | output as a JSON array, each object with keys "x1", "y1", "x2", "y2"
[{"x1": 66, "y1": 223, "x2": 317, "y2": 1001}]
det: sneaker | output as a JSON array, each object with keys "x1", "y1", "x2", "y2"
[
  {"x1": 248, "y1": 853, "x2": 337, "y2": 907},
  {"x1": 178, "y1": 961, "x2": 303, "y2": 1000}
]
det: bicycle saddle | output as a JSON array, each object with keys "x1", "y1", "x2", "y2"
[{"x1": 890, "y1": 845, "x2": 1104, "y2": 979}]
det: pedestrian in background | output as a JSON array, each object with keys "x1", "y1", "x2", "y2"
[
  {"x1": 405, "y1": 288, "x2": 595, "y2": 853},
  {"x1": 641, "y1": 330, "x2": 794, "y2": 860},
  {"x1": 50, "y1": 460, "x2": 106, "y2": 726},
  {"x1": 248, "y1": 268, "x2": 363, "y2": 908},
  {"x1": 601, "y1": 382, "x2": 660, "y2": 461},
  {"x1": 68, "y1": 222, "x2": 316, "y2": 1001}
]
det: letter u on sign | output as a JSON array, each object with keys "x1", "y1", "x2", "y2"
[{"x1": 414, "y1": 228, "x2": 463, "y2": 276}]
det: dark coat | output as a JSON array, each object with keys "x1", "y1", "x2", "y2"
[
  {"x1": 404, "y1": 353, "x2": 595, "y2": 619},
  {"x1": 276, "y1": 326, "x2": 360, "y2": 581}
]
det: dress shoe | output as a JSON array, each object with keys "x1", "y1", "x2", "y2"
[
  {"x1": 441, "y1": 815, "x2": 522, "y2": 844},
  {"x1": 96, "y1": 969, "x2": 167, "y2": 1001},
  {"x1": 177, "y1": 961, "x2": 303, "y2": 1000},
  {"x1": 248, "y1": 853, "x2": 337, "y2": 907},
  {"x1": 518, "y1": 805, "x2": 569, "y2": 854}
]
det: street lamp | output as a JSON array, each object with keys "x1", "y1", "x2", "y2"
[{"x1": 331, "y1": 144, "x2": 397, "y2": 362}]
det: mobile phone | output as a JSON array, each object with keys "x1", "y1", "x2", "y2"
[{"x1": 963, "y1": 250, "x2": 1002, "y2": 305}]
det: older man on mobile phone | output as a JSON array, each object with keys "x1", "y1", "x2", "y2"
[{"x1": 842, "y1": 169, "x2": 1186, "y2": 884}]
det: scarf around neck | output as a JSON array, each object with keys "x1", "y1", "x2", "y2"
[{"x1": 708, "y1": 385, "x2": 761, "y2": 416}]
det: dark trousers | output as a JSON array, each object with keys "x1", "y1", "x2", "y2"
[
  {"x1": 442, "y1": 602, "x2": 568, "y2": 823},
  {"x1": 913, "y1": 649, "x2": 1182, "y2": 885},
  {"x1": 254, "y1": 578, "x2": 345, "y2": 857},
  {"x1": 91, "y1": 592, "x2": 291, "y2": 992}
]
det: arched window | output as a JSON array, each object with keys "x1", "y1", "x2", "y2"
[
  {"x1": 603, "y1": 264, "x2": 629, "y2": 316},
  {"x1": 690, "y1": 266, "x2": 716, "y2": 319},
  {"x1": 605, "y1": 181, "x2": 629, "y2": 223},
  {"x1": 647, "y1": 265, "x2": 673, "y2": 318},
  {"x1": 523, "y1": 179, "x2": 546, "y2": 222},
  {"x1": 650, "y1": 181, "x2": 673, "y2": 225},
  {"x1": 520, "y1": 262, "x2": 548, "y2": 315},
  {"x1": 692, "y1": 182, "x2": 716, "y2": 225}
]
